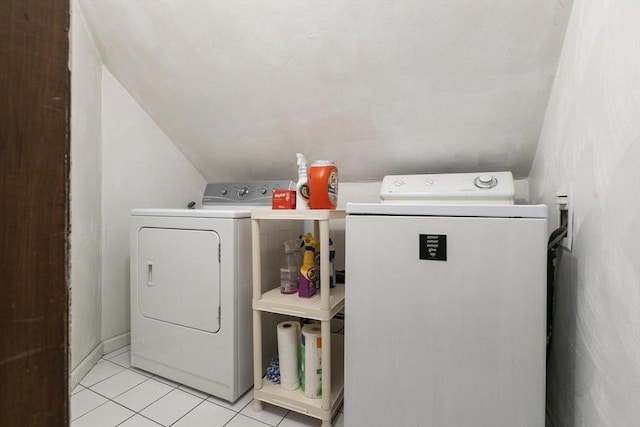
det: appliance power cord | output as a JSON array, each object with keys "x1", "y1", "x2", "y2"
[{"x1": 546, "y1": 220, "x2": 568, "y2": 362}]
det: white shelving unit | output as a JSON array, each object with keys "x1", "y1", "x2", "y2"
[{"x1": 251, "y1": 209, "x2": 346, "y2": 427}]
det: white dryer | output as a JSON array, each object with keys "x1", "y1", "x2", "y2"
[{"x1": 130, "y1": 181, "x2": 300, "y2": 402}]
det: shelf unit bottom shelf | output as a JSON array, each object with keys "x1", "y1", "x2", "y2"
[{"x1": 253, "y1": 334, "x2": 344, "y2": 423}]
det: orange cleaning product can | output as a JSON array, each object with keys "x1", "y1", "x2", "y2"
[{"x1": 308, "y1": 160, "x2": 338, "y2": 209}]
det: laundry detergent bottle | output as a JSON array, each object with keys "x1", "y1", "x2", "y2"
[
  {"x1": 298, "y1": 233, "x2": 317, "y2": 298},
  {"x1": 308, "y1": 160, "x2": 338, "y2": 209}
]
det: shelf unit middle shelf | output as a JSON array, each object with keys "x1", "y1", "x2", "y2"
[{"x1": 252, "y1": 284, "x2": 345, "y2": 321}]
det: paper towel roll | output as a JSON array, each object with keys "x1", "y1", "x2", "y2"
[
  {"x1": 277, "y1": 321, "x2": 301, "y2": 391},
  {"x1": 301, "y1": 324, "x2": 322, "y2": 398}
]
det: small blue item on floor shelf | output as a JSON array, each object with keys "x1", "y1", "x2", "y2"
[{"x1": 265, "y1": 357, "x2": 281, "y2": 384}]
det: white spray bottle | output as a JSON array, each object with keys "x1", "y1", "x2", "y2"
[{"x1": 296, "y1": 153, "x2": 309, "y2": 210}]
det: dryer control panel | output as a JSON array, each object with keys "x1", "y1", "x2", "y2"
[
  {"x1": 203, "y1": 180, "x2": 295, "y2": 206},
  {"x1": 380, "y1": 172, "x2": 515, "y2": 205}
]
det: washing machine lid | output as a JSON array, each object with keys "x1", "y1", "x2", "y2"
[{"x1": 346, "y1": 202, "x2": 548, "y2": 219}]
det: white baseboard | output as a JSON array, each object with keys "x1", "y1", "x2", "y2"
[
  {"x1": 103, "y1": 332, "x2": 131, "y2": 355},
  {"x1": 70, "y1": 342, "x2": 103, "y2": 391},
  {"x1": 69, "y1": 332, "x2": 131, "y2": 391}
]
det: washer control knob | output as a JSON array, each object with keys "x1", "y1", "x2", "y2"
[
  {"x1": 237, "y1": 186, "x2": 249, "y2": 198},
  {"x1": 393, "y1": 179, "x2": 405, "y2": 187},
  {"x1": 260, "y1": 187, "x2": 268, "y2": 195},
  {"x1": 424, "y1": 178, "x2": 434, "y2": 186},
  {"x1": 473, "y1": 175, "x2": 498, "y2": 189},
  {"x1": 220, "y1": 189, "x2": 227, "y2": 196}
]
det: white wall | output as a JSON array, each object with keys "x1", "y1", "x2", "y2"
[
  {"x1": 70, "y1": 0, "x2": 103, "y2": 376},
  {"x1": 101, "y1": 70, "x2": 208, "y2": 346},
  {"x1": 77, "y1": 0, "x2": 572, "y2": 183},
  {"x1": 529, "y1": 1, "x2": 640, "y2": 425}
]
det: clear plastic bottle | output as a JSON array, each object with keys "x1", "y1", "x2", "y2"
[
  {"x1": 280, "y1": 240, "x2": 301, "y2": 294},
  {"x1": 296, "y1": 153, "x2": 309, "y2": 210}
]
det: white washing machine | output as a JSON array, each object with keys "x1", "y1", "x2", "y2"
[
  {"x1": 130, "y1": 181, "x2": 301, "y2": 402},
  {"x1": 345, "y1": 172, "x2": 548, "y2": 427}
]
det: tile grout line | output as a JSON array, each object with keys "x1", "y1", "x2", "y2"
[
  {"x1": 105, "y1": 399, "x2": 140, "y2": 426},
  {"x1": 79, "y1": 359, "x2": 126, "y2": 389},
  {"x1": 71, "y1": 384, "x2": 86, "y2": 395},
  {"x1": 110, "y1": 385, "x2": 168, "y2": 427},
  {"x1": 219, "y1": 395, "x2": 269, "y2": 427},
  {"x1": 71, "y1": 398, "x2": 112, "y2": 423},
  {"x1": 166, "y1": 397, "x2": 207, "y2": 426},
  {"x1": 176, "y1": 385, "x2": 211, "y2": 400},
  {"x1": 114, "y1": 411, "x2": 137, "y2": 427},
  {"x1": 83, "y1": 376, "x2": 166, "y2": 417},
  {"x1": 274, "y1": 409, "x2": 292, "y2": 427},
  {"x1": 114, "y1": 376, "x2": 175, "y2": 416},
  {"x1": 222, "y1": 412, "x2": 272, "y2": 427},
  {"x1": 104, "y1": 346, "x2": 131, "y2": 360},
  {"x1": 87, "y1": 367, "x2": 152, "y2": 401}
]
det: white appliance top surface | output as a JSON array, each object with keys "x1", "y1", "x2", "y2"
[
  {"x1": 346, "y1": 203, "x2": 548, "y2": 219},
  {"x1": 131, "y1": 208, "x2": 251, "y2": 219},
  {"x1": 380, "y1": 171, "x2": 515, "y2": 204}
]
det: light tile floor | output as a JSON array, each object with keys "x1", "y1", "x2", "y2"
[{"x1": 72, "y1": 346, "x2": 344, "y2": 427}]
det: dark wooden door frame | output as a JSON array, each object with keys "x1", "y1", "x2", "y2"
[{"x1": 1, "y1": 1, "x2": 70, "y2": 425}]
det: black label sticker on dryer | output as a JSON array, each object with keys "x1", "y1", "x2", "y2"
[{"x1": 419, "y1": 234, "x2": 447, "y2": 261}]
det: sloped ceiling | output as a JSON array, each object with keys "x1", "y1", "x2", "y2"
[{"x1": 77, "y1": 0, "x2": 573, "y2": 182}]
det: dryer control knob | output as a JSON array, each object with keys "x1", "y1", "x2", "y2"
[
  {"x1": 221, "y1": 189, "x2": 228, "y2": 195},
  {"x1": 260, "y1": 187, "x2": 268, "y2": 195},
  {"x1": 237, "y1": 186, "x2": 249, "y2": 198},
  {"x1": 473, "y1": 175, "x2": 498, "y2": 189}
]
